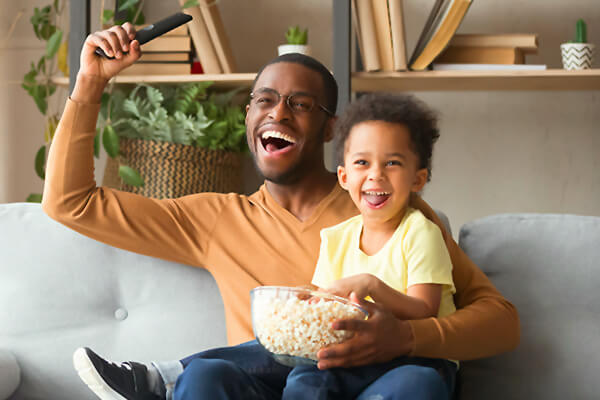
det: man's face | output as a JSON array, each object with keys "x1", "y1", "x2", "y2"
[{"x1": 245, "y1": 62, "x2": 333, "y2": 185}]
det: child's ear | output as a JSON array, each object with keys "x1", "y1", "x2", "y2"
[
  {"x1": 337, "y1": 165, "x2": 348, "y2": 190},
  {"x1": 411, "y1": 168, "x2": 428, "y2": 192}
]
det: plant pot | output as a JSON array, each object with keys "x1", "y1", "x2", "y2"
[
  {"x1": 103, "y1": 138, "x2": 244, "y2": 199},
  {"x1": 278, "y1": 44, "x2": 311, "y2": 56},
  {"x1": 560, "y1": 43, "x2": 595, "y2": 70}
]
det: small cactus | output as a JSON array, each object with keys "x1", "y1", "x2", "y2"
[
  {"x1": 285, "y1": 25, "x2": 308, "y2": 45},
  {"x1": 575, "y1": 19, "x2": 587, "y2": 43}
]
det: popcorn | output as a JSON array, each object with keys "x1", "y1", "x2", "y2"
[{"x1": 252, "y1": 289, "x2": 366, "y2": 361}]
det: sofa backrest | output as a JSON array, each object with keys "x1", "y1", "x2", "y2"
[
  {"x1": 0, "y1": 203, "x2": 227, "y2": 400},
  {"x1": 457, "y1": 213, "x2": 600, "y2": 400}
]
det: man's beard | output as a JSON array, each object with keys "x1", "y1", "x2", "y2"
[{"x1": 250, "y1": 152, "x2": 307, "y2": 186}]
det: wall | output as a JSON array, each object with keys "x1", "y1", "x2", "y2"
[{"x1": 1, "y1": 0, "x2": 599, "y2": 235}]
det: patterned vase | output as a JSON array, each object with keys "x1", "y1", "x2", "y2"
[{"x1": 560, "y1": 43, "x2": 595, "y2": 70}]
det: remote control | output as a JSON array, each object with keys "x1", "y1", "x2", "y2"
[{"x1": 95, "y1": 12, "x2": 193, "y2": 59}]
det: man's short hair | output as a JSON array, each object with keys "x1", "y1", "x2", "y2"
[
  {"x1": 334, "y1": 93, "x2": 440, "y2": 182},
  {"x1": 252, "y1": 53, "x2": 338, "y2": 115}
]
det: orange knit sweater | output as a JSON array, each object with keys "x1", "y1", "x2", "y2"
[{"x1": 42, "y1": 98, "x2": 519, "y2": 360}]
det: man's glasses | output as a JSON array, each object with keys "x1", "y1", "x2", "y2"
[{"x1": 250, "y1": 89, "x2": 334, "y2": 117}]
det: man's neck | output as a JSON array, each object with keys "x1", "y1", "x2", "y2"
[{"x1": 265, "y1": 170, "x2": 338, "y2": 222}]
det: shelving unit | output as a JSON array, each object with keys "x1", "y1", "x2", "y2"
[{"x1": 53, "y1": 73, "x2": 256, "y2": 89}]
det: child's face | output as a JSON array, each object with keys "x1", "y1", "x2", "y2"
[{"x1": 338, "y1": 121, "x2": 428, "y2": 224}]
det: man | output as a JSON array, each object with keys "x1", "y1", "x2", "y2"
[{"x1": 43, "y1": 23, "x2": 519, "y2": 400}]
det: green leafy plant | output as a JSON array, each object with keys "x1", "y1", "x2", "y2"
[
  {"x1": 285, "y1": 25, "x2": 308, "y2": 45},
  {"x1": 97, "y1": 82, "x2": 248, "y2": 187},
  {"x1": 102, "y1": 0, "x2": 145, "y2": 26},
  {"x1": 574, "y1": 19, "x2": 588, "y2": 43},
  {"x1": 21, "y1": 0, "x2": 65, "y2": 203}
]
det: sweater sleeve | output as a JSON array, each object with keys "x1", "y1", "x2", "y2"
[
  {"x1": 42, "y1": 94, "x2": 224, "y2": 268},
  {"x1": 406, "y1": 195, "x2": 521, "y2": 360}
]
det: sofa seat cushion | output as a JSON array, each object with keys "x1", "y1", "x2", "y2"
[
  {"x1": 457, "y1": 213, "x2": 600, "y2": 400},
  {"x1": 0, "y1": 349, "x2": 20, "y2": 400}
]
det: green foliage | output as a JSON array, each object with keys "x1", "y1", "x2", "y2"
[
  {"x1": 285, "y1": 25, "x2": 308, "y2": 45},
  {"x1": 118, "y1": 165, "x2": 145, "y2": 187},
  {"x1": 22, "y1": 1, "x2": 63, "y2": 201},
  {"x1": 103, "y1": 0, "x2": 145, "y2": 25},
  {"x1": 26, "y1": 194, "x2": 43, "y2": 203},
  {"x1": 99, "y1": 83, "x2": 248, "y2": 152},
  {"x1": 181, "y1": 0, "x2": 200, "y2": 9},
  {"x1": 575, "y1": 19, "x2": 587, "y2": 43}
]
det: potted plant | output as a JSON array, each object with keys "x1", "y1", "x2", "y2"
[
  {"x1": 561, "y1": 19, "x2": 595, "y2": 70},
  {"x1": 97, "y1": 82, "x2": 248, "y2": 199},
  {"x1": 278, "y1": 25, "x2": 310, "y2": 56}
]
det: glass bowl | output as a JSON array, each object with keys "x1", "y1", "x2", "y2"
[{"x1": 250, "y1": 286, "x2": 368, "y2": 367}]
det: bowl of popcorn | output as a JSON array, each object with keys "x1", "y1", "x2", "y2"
[{"x1": 250, "y1": 286, "x2": 368, "y2": 367}]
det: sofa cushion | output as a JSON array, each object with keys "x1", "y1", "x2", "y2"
[
  {"x1": 457, "y1": 213, "x2": 600, "y2": 400},
  {"x1": 0, "y1": 203, "x2": 227, "y2": 399},
  {"x1": 0, "y1": 350, "x2": 20, "y2": 400}
]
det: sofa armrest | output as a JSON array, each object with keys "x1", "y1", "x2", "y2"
[{"x1": 0, "y1": 350, "x2": 20, "y2": 400}]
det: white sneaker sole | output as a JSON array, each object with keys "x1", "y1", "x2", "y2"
[{"x1": 73, "y1": 348, "x2": 127, "y2": 400}]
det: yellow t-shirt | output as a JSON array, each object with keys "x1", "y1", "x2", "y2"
[{"x1": 312, "y1": 208, "x2": 456, "y2": 319}]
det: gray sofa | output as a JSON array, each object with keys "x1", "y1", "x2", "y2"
[{"x1": 1, "y1": 202, "x2": 598, "y2": 399}]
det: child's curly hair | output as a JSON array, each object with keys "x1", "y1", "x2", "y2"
[{"x1": 334, "y1": 93, "x2": 440, "y2": 182}]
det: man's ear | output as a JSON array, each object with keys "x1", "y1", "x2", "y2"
[
  {"x1": 411, "y1": 168, "x2": 428, "y2": 193},
  {"x1": 245, "y1": 104, "x2": 250, "y2": 125},
  {"x1": 324, "y1": 116, "x2": 337, "y2": 143},
  {"x1": 337, "y1": 165, "x2": 348, "y2": 190}
]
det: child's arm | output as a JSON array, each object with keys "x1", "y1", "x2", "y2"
[{"x1": 324, "y1": 273, "x2": 442, "y2": 320}]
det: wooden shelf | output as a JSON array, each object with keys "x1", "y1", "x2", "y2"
[
  {"x1": 51, "y1": 73, "x2": 256, "y2": 88},
  {"x1": 352, "y1": 69, "x2": 600, "y2": 91}
]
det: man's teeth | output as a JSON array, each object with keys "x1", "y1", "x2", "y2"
[
  {"x1": 261, "y1": 131, "x2": 296, "y2": 144},
  {"x1": 363, "y1": 191, "x2": 391, "y2": 196}
]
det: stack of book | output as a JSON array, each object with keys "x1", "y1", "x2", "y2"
[
  {"x1": 432, "y1": 33, "x2": 547, "y2": 70},
  {"x1": 353, "y1": 0, "x2": 473, "y2": 72},
  {"x1": 178, "y1": 0, "x2": 237, "y2": 74},
  {"x1": 121, "y1": 24, "x2": 192, "y2": 76}
]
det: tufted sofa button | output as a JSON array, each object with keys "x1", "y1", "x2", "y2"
[{"x1": 114, "y1": 308, "x2": 128, "y2": 321}]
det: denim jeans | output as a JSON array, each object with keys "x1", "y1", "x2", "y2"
[{"x1": 173, "y1": 340, "x2": 456, "y2": 400}]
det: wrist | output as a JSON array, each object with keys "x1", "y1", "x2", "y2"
[
  {"x1": 71, "y1": 73, "x2": 109, "y2": 104},
  {"x1": 397, "y1": 319, "x2": 416, "y2": 356}
]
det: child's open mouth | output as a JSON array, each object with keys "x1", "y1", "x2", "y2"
[
  {"x1": 260, "y1": 131, "x2": 296, "y2": 153},
  {"x1": 362, "y1": 191, "x2": 391, "y2": 208}
]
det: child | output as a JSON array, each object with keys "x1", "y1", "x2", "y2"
[{"x1": 282, "y1": 93, "x2": 458, "y2": 399}]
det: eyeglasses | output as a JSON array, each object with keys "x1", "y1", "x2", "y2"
[{"x1": 250, "y1": 88, "x2": 334, "y2": 117}]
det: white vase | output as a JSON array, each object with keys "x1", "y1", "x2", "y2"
[
  {"x1": 278, "y1": 44, "x2": 311, "y2": 57},
  {"x1": 560, "y1": 43, "x2": 595, "y2": 70}
]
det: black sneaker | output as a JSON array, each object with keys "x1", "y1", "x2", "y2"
[{"x1": 73, "y1": 347, "x2": 162, "y2": 400}]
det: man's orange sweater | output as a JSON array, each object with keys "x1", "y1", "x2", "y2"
[{"x1": 42, "y1": 98, "x2": 519, "y2": 360}]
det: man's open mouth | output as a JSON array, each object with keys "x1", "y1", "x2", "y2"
[{"x1": 260, "y1": 130, "x2": 296, "y2": 153}]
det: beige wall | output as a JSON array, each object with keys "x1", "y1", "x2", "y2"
[{"x1": 2, "y1": 0, "x2": 599, "y2": 234}]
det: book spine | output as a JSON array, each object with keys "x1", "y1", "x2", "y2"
[
  {"x1": 388, "y1": 0, "x2": 407, "y2": 71},
  {"x1": 371, "y1": 0, "x2": 394, "y2": 71},
  {"x1": 355, "y1": 0, "x2": 381, "y2": 71},
  {"x1": 436, "y1": 46, "x2": 525, "y2": 64},
  {"x1": 198, "y1": 0, "x2": 237, "y2": 73},
  {"x1": 178, "y1": 1, "x2": 222, "y2": 73},
  {"x1": 449, "y1": 34, "x2": 538, "y2": 52}
]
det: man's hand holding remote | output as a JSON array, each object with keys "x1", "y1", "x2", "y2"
[{"x1": 72, "y1": 23, "x2": 141, "y2": 104}]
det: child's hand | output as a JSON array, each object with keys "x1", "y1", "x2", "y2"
[{"x1": 322, "y1": 273, "x2": 379, "y2": 301}]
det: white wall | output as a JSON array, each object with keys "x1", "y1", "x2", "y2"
[{"x1": 2, "y1": 0, "x2": 599, "y2": 235}]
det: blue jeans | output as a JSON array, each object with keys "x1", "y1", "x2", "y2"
[{"x1": 173, "y1": 340, "x2": 456, "y2": 400}]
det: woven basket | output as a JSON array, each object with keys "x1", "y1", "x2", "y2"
[{"x1": 103, "y1": 138, "x2": 243, "y2": 199}]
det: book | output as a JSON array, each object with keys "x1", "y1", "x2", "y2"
[
  {"x1": 140, "y1": 36, "x2": 191, "y2": 52},
  {"x1": 120, "y1": 62, "x2": 191, "y2": 76},
  {"x1": 197, "y1": 0, "x2": 237, "y2": 73},
  {"x1": 371, "y1": 0, "x2": 394, "y2": 71},
  {"x1": 179, "y1": 0, "x2": 222, "y2": 74},
  {"x1": 436, "y1": 46, "x2": 525, "y2": 64},
  {"x1": 409, "y1": 0, "x2": 473, "y2": 71},
  {"x1": 139, "y1": 52, "x2": 191, "y2": 62},
  {"x1": 388, "y1": 0, "x2": 408, "y2": 71},
  {"x1": 431, "y1": 63, "x2": 547, "y2": 71},
  {"x1": 449, "y1": 33, "x2": 538, "y2": 52},
  {"x1": 354, "y1": 0, "x2": 381, "y2": 71}
]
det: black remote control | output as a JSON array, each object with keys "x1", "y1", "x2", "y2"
[{"x1": 95, "y1": 12, "x2": 193, "y2": 59}]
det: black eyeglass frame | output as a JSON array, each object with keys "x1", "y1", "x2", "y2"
[{"x1": 249, "y1": 89, "x2": 335, "y2": 117}]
